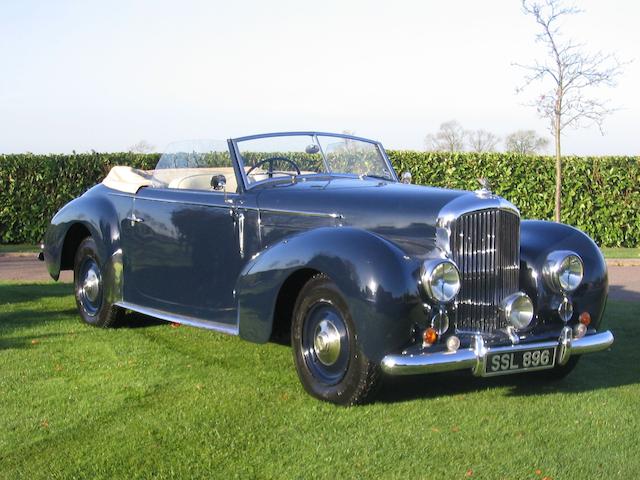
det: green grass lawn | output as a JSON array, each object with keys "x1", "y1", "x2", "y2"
[
  {"x1": 600, "y1": 247, "x2": 640, "y2": 259},
  {"x1": 0, "y1": 282, "x2": 638, "y2": 479}
]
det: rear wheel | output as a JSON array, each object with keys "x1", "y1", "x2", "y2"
[
  {"x1": 291, "y1": 274, "x2": 381, "y2": 405},
  {"x1": 73, "y1": 237, "x2": 123, "y2": 327}
]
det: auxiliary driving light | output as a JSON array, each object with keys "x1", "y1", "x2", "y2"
[
  {"x1": 421, "y1": 259, "x2": 461, "y2": 303},
  {"x1": 446, "y1": 335, "x2": 461, "y2": 352},
  {"x1": 574, "y1": 323, "x2": 587, "y2": 338},
  {"x1": 500, "y1": 292, "x2": 534, "y2": 330}
]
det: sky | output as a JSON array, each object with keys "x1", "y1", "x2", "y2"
[{"x1": 0, "y1": 0, "x2": 638, "y2": 155}]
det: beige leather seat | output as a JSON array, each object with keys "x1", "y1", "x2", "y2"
[{"x1": 167, "y1": 167, "x2": 238, "y2": 192}]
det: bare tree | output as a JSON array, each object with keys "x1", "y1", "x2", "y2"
[
  {"x1": 128, "y1": 140, "x2": 155, "y2": 153},
  {"x1": 516, "y1": 0, "x2": 625, "y2": 222},
  {"x1": 424, "y1": 120, "x2": 467, "y2": 152},
  {"x1": 467, "y1": 129, "x2": 500, "y2": 153},
  {"x1": 505, "y1": 130, "x2": 549, "y2": 154}
]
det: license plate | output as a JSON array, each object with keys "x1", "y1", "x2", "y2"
[{"x1": 484, "y1": 347, "x2": 556, "y2": 376}]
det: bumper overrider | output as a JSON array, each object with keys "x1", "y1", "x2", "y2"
[{"x1": 381, "y1": 327, "x2": 614, "y2": 376}]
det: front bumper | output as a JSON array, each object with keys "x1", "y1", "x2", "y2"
[{"x1": 381, "y1": 327, "x2": 614, "y2": 376}]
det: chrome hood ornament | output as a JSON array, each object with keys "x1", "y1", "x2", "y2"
[{"x1": 476, "y1": 178, "x2": 492, "y2": 197}]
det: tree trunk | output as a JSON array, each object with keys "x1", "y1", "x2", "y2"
[{"x1": 554, "y1": 116, "x2": 562, "y2": 222}]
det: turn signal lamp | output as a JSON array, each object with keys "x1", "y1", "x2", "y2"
[
  {"x1": 579, "y1": 311, "x2": 591, "y2": 326},
  {"x1": 423, "y1": 327, "x2": 438, "y2": 345}
]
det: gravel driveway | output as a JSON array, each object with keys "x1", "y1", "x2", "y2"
[{"x1": 1, "y1": 253, "x2": 638, "y2": 302}]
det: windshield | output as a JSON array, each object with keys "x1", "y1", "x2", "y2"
[{"x1": 235, "y1": 134, "x2": 395, "y2": 185}]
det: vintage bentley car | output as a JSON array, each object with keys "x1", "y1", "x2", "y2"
[{"x1": 43, "y1": 132, "x2": 613, "y2": 405}]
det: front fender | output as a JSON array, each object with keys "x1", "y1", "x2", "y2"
[
  {"x1": 235, "y1": 227, "x2": 424, "y2": 362},
  {"x1": 520, "y1": 220, "x2": 608, "y2": 330}
]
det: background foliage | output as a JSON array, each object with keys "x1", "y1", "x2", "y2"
[{"x1": 0, "y1": 151, "x2": 637, "y2": 246}]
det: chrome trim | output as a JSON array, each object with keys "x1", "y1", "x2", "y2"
[
  {"x1": 115, "y1": 301, "x2": 239, "y2": 335},
  {"x1": 435, "y1": 193, "x2": 519, "y2": 256},
  {"x1": 231, "y1": 131, "x2": 399, "y2": 190},
  {"x1": 238, "y1": 212, "x2": 245, "y2": 258},
  {"x1": 260, "y1": 208, "x2": 343, "y2": 219},
  {"x1": 381, "y1": 329, "x2": 614, "y2": 376}
]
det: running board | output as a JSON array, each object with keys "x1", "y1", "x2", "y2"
[{"x1": 115, "y1": 301, "x2": 239, "y2": 336}]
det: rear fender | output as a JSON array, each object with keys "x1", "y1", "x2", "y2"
[{"x1": 44, "y1": 186, "x2": 128, "y2": 304}]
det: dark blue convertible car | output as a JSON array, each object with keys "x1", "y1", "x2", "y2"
[{"x1": 43, "y1": 132, "x2": 613, "y2": 405}]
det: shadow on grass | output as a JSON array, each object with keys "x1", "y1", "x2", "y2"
[{"x1": 0, "y1": 282, "x2": 73, "y2": 304}]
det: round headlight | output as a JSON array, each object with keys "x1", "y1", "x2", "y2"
[
  {"x1": 421, "y1": 259, "x2": 461, "y2": 303},
  {"x1": 500, "y1": 292, "x2": 534, "y2": 330},
  {"x1": 543, "y1": 251, "x2": 584, "y2": 293}
]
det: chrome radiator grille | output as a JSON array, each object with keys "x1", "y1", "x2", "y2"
[{"x1": 450, "y1": 209, "x2": 520, "y2": 333}]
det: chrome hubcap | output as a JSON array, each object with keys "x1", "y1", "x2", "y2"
[
  {"x1": 313, "y1": 319, "x2": 342, "y2": 366},
  {"x1": 77, "y1": 258, "x2": 102, "y2": 315},
  {"x1": 302, "y1": 301, "x2": 350, "y2": 385}
]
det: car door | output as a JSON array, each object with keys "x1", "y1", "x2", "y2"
[{"x1": 120, "y1": 143, "x2": 253, "y2": 327}]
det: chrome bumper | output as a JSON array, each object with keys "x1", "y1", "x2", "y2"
[{"x1": 381, "y1": 327, "x2": 614, "y2": 376}]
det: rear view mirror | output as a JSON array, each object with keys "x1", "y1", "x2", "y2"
[
  {"x1": 305, "y1": 144, "x2": 320, "y2": 154},
  {"x1": 211, "y1": 174, "x2": 227, "y2": 191},
  {"x1": 401, "y1": 171, "x2": 412, "y2": 184}
]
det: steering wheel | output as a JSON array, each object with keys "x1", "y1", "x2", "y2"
[{"x1": 246, "y1": 157, "x2": 301, "y2": 179}]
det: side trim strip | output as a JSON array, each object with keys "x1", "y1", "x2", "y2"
[{"x1": 116, "y1": 301, "x2": 239, "y2": 335}]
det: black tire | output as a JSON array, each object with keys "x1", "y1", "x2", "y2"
[
  {"x1": 291, "y1": 274, "x2": 381, "y2": 405},
  {"x1": 73, "y1": 237, "x2": 123, "y2": 328},
  {"x1": 531, "y1": 356, "x2": 580, "y2": 380}
]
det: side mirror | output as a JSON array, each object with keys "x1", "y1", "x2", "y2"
[
  {"x1": 401, "y1": 171, "x2": 412, "y2": 184},
  {"x1": 211, "y1": 174, "x2": 227, "y2": 191}
]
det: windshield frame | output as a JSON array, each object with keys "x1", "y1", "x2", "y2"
[{"x1": 230, "y1": 131, "x2": 398, "y2": 190}]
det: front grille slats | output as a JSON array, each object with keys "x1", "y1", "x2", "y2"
[{"x1": 451, "y1": 209, "x2": 520, "y2": 333}]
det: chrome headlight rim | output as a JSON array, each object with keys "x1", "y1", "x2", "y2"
[
  {"x1": 543, "y1": 251, "x2": 584, "y2": 293},
  {"x1": 500, "y1": 291, "x2": 535, "y2": 330},
  {"x1": 421, "y1": 259, "x2": 461, "y2": 304}
]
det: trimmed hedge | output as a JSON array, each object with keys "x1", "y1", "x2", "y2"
[{"x1": 0, "y1": 151, "x2": 638, "y2": 247}]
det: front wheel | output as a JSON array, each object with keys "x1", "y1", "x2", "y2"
[
  {"x1": 73, "y1": 237, "x2": 123, "y2": 327},
  {"x1": 532, "y1": 356, "x2": 580, "y2": 380},
  {"x1": 291, "y1": 274, "x2": 381, "y2": 405}
]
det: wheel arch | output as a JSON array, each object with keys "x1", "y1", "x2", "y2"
[
  {"x1": 236, "y1": 227, "x2": 425, "y2": 362},
  {"x1": 43, "y1": 186, "x2": 126, "y2": 305}
]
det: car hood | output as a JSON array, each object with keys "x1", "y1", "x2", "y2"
[{"x1": 255, "y1": 177, "x2": 514, "y2": 256}]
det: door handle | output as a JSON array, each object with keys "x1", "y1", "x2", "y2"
[{"x1": 127, "y1": 214, "x2": 144, "y2": 226}]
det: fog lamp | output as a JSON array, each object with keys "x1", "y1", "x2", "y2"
[
  {"x1": 500, "y1": 292, "x2": 534, "y2": 330},
  {"x1": 446, "y1": 335, "x2": 461, "y2": 352}
]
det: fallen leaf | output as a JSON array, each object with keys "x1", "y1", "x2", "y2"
[
  {"x1": 31, "y1": 339, "x2": 39, "y2": 345},
  {"x1": 535, "y1": 470, "x2": 542, "y2": 476},
  {"x1": 40, "y1": 419, "x2": 49, "y2": 429},
  {"x1": 54, "y1": 364, "x2": 63, "y2": 371},
  {"x1": 452, "y1": 426, "x2": 460, "y2": 432},
  {"x1": 465, "y1": 469, "x2": 473, "y2": 477},
  {"x1": 431, "y1": 427, "x2": 440, "y2": 433},
  {"x1": 171, "y1": 323, "x2": 181, "y2": 328}
]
